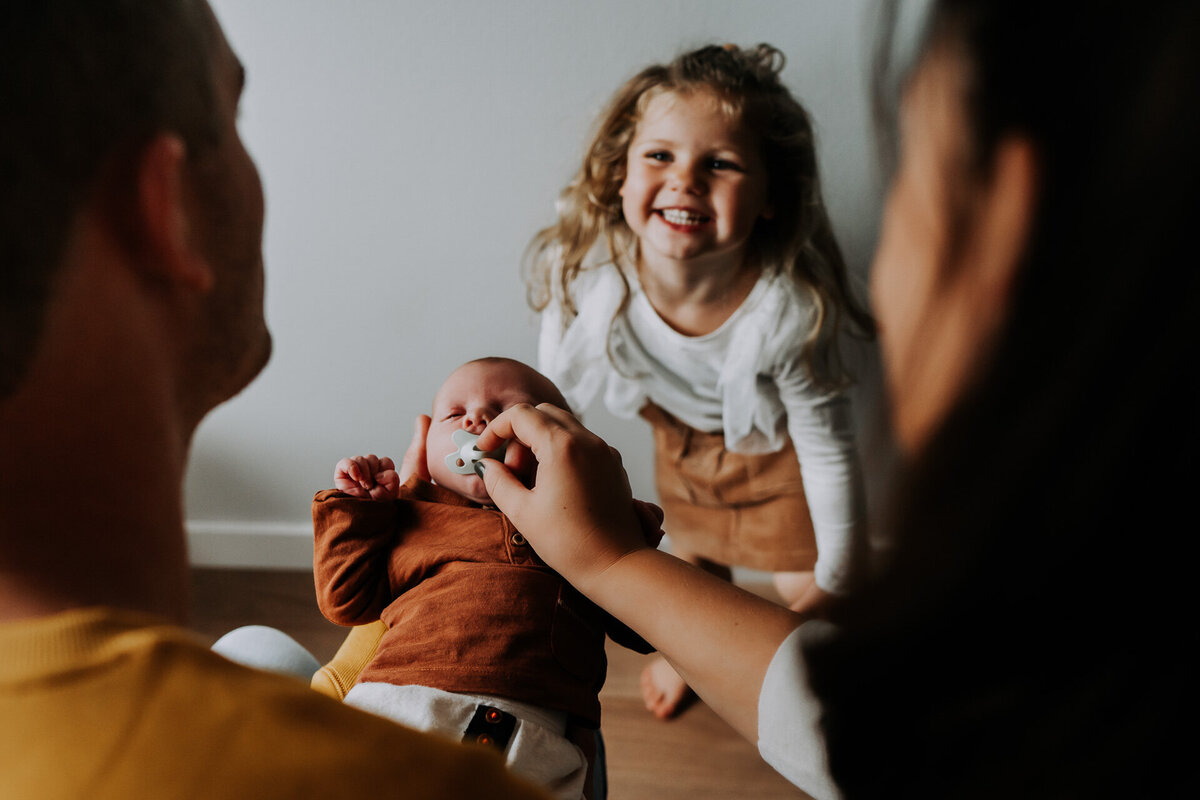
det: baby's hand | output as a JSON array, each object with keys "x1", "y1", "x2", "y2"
[{"x1": 333, "y1": 454, "x2": 401, "y2": 501}]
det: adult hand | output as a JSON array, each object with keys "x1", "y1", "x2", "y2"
[
  {"x1": 475, "y1": 403, "x2": 657, "y2": 593},
  {"x1": 397, "y1": 411, "x2": 537, "y2": 500},
  {"x1": 333, "y1": 454, "x2": 400, "y2": 501},
  {"x1": 397, "y1": 414, "x2": 432, "y2": 484},
  {"x1": 495, "y1": 431, "x2": 538, "y2": 490},
  {"x1": 481, "y1": 405, "x2": 800, "y2": 749}
]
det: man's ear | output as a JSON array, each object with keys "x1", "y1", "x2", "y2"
[{"x1": 135, "y1": 134, "x2": 213, "y2": 293}]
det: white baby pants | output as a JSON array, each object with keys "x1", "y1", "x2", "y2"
[{"x1": 346, "y1": 682, "x2": 588, "y2": 800}]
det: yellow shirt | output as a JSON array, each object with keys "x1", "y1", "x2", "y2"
[{"x1": 0, "y1": 607, "x2": 548, "y2": 799}]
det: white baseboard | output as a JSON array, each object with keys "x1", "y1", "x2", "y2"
[{"x1": 186, "y1": 521, "x2": 313, "y2": 570}]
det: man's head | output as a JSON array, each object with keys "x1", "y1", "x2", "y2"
[
  {"x1": 0, "y1": 0, "x2": 269, "y2": 407},
  {"x1": 0, "y1": 1, "x2": 268, "y2": 622},
  {"x1": 427, "y1": 358, "x2": 568, "y2": 504}
]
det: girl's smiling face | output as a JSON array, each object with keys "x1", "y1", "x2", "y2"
[{"x1": 620, "y1": 90, "x2": 770, "y2": 272}]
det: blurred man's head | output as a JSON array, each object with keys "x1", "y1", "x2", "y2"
[{"x1": 1, "y1": 0, "x2": 270, "y2": 407}]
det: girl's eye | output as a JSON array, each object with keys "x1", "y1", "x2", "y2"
[
  {"x1": 708, "y1": 158, "x2": 743, "y2": 172},
  {"x1": 646, "y1": 151, "x2": 671, "y2": 162}
]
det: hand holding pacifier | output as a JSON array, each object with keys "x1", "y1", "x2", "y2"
[{"x1": 445, "y1": 429, "x2": 508, "y2": 476}]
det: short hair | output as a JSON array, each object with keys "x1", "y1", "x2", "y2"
[
  {"x1": 461, "y1": 357, "x2": 572, "y2": 413},
  {"x1": 0, "y1": 0, "x2": 220, "y2": 397}
]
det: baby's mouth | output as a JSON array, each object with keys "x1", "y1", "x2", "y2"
[{"x1": 657, "y1": 208, "x2": 711, "y2": 226}]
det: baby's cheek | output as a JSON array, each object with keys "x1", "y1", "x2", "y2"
[
  {"x1": 427, "y1": 454, "x2": 454, "y2": 488},
  {"x1": 425, "y1": 430, "x2": 454, "y2": 477}
]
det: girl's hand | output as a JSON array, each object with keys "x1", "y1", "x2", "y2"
[
  {"x1": 333, "y1": 454, "x2": 400, "y2": 501},
  {"x1": 475, "y1": 403, "x2": 659, "y2": 593}
]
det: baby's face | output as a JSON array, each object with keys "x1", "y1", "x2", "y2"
[{"x1": 425, "y1": 359, "x2": 564, "y2": 504}]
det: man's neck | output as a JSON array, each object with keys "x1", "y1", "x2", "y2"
[
  {"x1": 0, "y1": 389, "x2": 192, "y2": 625},
  {"x1": 0, "y1": 249, "x2": 193, "y2": 625}
]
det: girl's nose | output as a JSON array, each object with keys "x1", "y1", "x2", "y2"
[{"x1": 668, "y1": 161, "x2": 704, "y2": 194}]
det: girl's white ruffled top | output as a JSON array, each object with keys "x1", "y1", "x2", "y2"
[{"x1": 538, "y1": 263, "x2": 867, "y2": 593}]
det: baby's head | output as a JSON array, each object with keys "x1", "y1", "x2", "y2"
[
  {"x1": 570, "y1": 43, "x2": 824, "y2": 268},
  {"x1": 426, "y1": 357, "x2": 567, "y2": 504}
]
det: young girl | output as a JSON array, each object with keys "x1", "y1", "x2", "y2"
[{"x1": 527, "y1": 43, "x2": 873, "y2": 719}]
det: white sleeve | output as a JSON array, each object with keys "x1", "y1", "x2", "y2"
[
  {"x1": 757, "y1": 623, "x2": 841, "y2": 799},
  {"x1": 535, "y1": 266, "x2": 626, "y2": 416},
  {"x1": 776, "y1": 359, "x2": 867, "y2": 594},
  {"x1": 537, "y1": 300, "x2": 564, "y2": 377}
]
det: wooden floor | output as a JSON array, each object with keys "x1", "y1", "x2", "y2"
[{"x1": 189, "y1": 568, "x2": 808, "y2": 800}]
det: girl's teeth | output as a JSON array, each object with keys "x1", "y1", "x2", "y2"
[{"x1": 661, "y1": 209, "x2": 706, "y2": 225}]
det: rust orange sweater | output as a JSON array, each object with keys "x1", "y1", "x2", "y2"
[{"x1": 313, "y1": 478, "x2": 652, "y2": 728}]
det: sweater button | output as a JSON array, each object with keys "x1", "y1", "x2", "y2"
[{"x1": 510, "y1": 532, "x2": 527, "y2": 547}]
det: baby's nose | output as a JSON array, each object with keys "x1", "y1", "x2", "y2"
[{"x1": 461, "y1": 414, "x2": 487, "y2": 435}]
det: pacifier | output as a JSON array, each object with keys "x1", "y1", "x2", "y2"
[{"x1": 445, "y1": 429, "x2": 507, "y2": 475}]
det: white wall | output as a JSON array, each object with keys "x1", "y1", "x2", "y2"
[{"x1": 187, "y1": 0, "x2": 891, "y2": 569}]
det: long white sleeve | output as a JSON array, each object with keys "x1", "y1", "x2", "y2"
[
  {"x1": 776, "y1": 360, "x2": 867, "y2": 594},
  {"x1": 536, "y1": 299, "x2": 564, "y2": 379},
  {"x1": 538, "y1": 264, "x2": 867, "y2": 592},
  {"x1": 757, "y1": 623, "x2": 841, "y2": 799},
  {"x1": 536, "y1": 267, "x2": 629, "y2": 417}
]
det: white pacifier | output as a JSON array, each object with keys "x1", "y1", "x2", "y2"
[{"x1": 445, "y1": 429, "x2": 507, "y2": 475}]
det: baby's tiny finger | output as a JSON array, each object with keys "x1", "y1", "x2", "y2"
[{"x1": 352, "y1": 457, "x2": 375, "y2": 488}]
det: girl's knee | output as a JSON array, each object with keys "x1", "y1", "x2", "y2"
[{"x1": 772, "y1": 571, "x2": 816, "y2": 606}]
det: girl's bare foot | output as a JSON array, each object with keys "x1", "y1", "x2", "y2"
[{"x1": 640, "y1": 656, "x2": 695, "y2": 719}]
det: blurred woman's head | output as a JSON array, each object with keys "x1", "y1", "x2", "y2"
[
  {"x1": 873, "y1": 0, "x2": 1200, "y2": 452},
  {"x1": 811, "y1": 2, "x2": 1200, "y2": 795}
]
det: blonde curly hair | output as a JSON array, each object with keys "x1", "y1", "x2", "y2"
[{"x1": 525, "y1": 43, "x2": 874, "y2": 389}]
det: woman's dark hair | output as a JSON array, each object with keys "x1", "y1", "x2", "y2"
[{"x1": 804, "y1": 1, "x2": 1199, "y2": 796}]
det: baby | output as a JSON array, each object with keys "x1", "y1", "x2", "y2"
[{"x1": 312, "y1": 357, "x2": 652, "y2": 800}]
